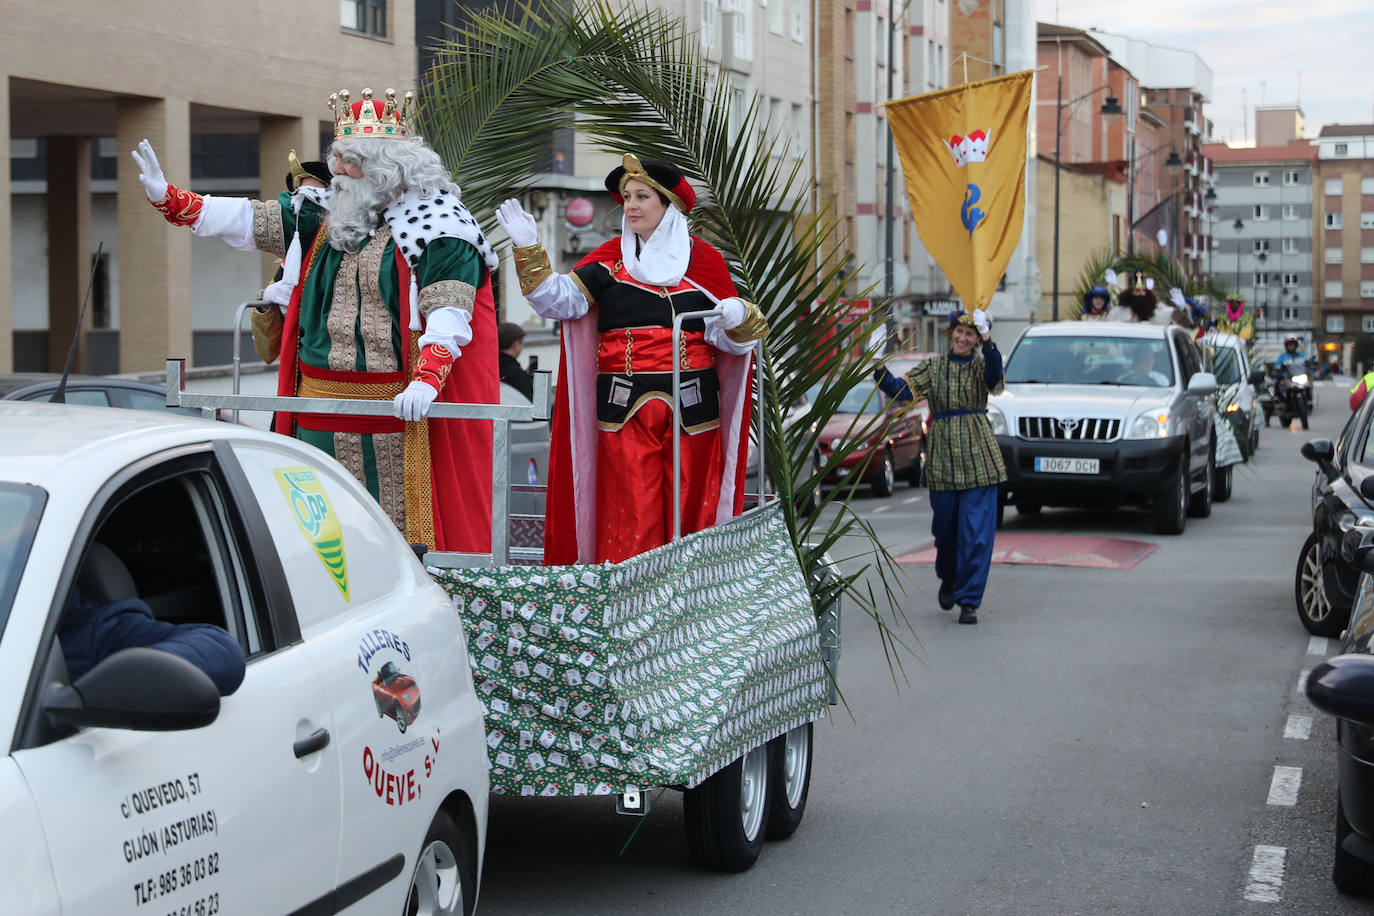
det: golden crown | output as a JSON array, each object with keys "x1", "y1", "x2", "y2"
[{"x1": 328, "y1": 88, "x2": 414, "y2": 141}]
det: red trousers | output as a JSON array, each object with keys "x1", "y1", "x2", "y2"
[{"x1": 595, "y1": 397, "x2": 722, "y2": 563}]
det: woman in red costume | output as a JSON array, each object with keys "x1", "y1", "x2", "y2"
[{"x1": 497, "y1": 154, "x2": 768, "y2": 564}]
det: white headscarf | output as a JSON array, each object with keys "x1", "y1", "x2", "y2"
[{"x1": 619, "y1": 204, "x2": 690, "y2": 287}]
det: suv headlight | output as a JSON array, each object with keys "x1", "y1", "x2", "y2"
[
  {"x1": 987, "y1": 405, "x2": 1007, "y2": 436},
  {"x1": 1127, "y1": 409, "x2": 1171, "y2": 439}
]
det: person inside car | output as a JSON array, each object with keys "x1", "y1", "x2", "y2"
[
  {"x1": 1116, "y1": 344, "x2": 1170, "y2": 387},
  {"x1": 58, "y1": 584, "x2": 246, "y2": 697}
]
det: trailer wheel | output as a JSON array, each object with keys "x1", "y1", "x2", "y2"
[
  {"x1": 765, "y1": 723, "x2": 812, "y2": 840},
  {"x1": 683, "y1": 745, "x2": 771, "y2": 871}
]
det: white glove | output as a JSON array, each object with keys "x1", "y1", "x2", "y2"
[
  {"x1": 866, "y1": 325, "x2": 888, "y2": 358},
  {"x1": 496, "y1": 198, "x2": 539, "y2": 247},
  {"x1": 1103, "y1": 268, "x2": 1118, "y2": 288},
  {"x1": 717, "y1": 297, "x2": 746, "y2": 330},
  {"x1": 393, "y1": 381, "x2": 439, "y2": 421},
  {"x1": 972, "y1": 309, "x2": 991, "y2": 336},
  {"x1": 130, "y1": 139, "x2": 168, "y2": 202},
  {"x1": 1145, "y1": 277, "x2": 1156, "y2": 290},
  {"x1": 1169, "y1": 287, "x2": 1186, "y2": 309}
]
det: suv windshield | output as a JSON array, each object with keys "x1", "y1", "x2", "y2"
[
  {"x1": 0, "y1": 483, "x2": 46, "y2": 641},
  {"x1": 1006, "y1": 336, "x2": 1175, "y2": 388}
]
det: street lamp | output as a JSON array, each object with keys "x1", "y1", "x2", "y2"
[
  {"x1": 1232, "y1": 217, "x2": 1244, "y2": 309},
  {"x1": 1203, "y1": 186, "x2": 1217, "y2": 279},
  {"x1": 1052, "y1": 82, "x2": 1122, "y2": 320}
]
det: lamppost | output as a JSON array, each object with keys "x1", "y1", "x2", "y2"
[
  {"x1": 1257, "y1": 251, "x2": 1268, "y2": 342},
  {"x1": 1126, "y1": 142, "x2": 1184, "y2": 255},
  {"x1": 1203, "y1": 186, "x2": 1217, "y2": 279},
  {"x1": 1232, "y1": 216, "x2": 1244, "y2": 308},
  {"x1": 1051, "y1": 80, "x2": 1122, "y2": 320}
]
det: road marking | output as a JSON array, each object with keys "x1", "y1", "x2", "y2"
[
  {"x1": 1283, "y1": 715, "x2": 1312, "y2": 740},
  {"x1": 872, "y1": 506, "x2": 890, "y2": 514},
  {"x1": 1297, "y1": 669, "x2": 1310, "y2": 693},
  {"x1": 1243, "y1": 845, "x2": 1287, "y2": 903},
  {"x1": 902, "y1": 496, "x2": 922, "y2": 504},
  {"x1": 1266, "y1": 766, "x2": 1302, "y2": 806},
  {"x1": 1308, "y1": 636, "x2": 1330, "y2": 656}
]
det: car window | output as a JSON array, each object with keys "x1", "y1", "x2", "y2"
[
  {"x1": 0, "y1": 483, "x2": 46, "y2": 641},
  {"x1": 123, "y1": 387, "x2": 201, "y2": 417},
  {"x1": 1006, "y1": 336, "x2": 1172, "y2": 386},
  {"x1": 19, "y1": 388, "x2": 109, "y2": 407},
  {"x1": 1171, "y1": 334, "x2": 1202, "y2": 381},
  {"x1": 1204, "y1": 346, "x2": 1242, "y2": 385},
  {"x1": 1336, "y1": 408, "x2": 1364, "y2": 468}
]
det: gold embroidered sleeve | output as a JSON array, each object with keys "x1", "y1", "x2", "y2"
[
  {"x1": 251, "y1": 199, "x2": 287, "y2": 259},
  {"x1": 419, "y1": 279, "x2": 476, "y2": 317},
  {"x1": 725, "y1": 300, "x2": 769, "y2": 344},
  {"x1": 512, "y1": 243, "x2": 553, "y2": 296}
]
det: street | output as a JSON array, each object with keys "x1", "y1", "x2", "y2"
[{"x1": 472, "y1": 379, "x2": 1372, "y2": 914}]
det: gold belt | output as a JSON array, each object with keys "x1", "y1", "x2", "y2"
[{"x1": 297, "y1": 374, "x2": 406, "y2": 400}]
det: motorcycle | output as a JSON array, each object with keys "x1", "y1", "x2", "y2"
[{"x1": 1273, "y1": 363, "x2": 1311, "y2": 429}]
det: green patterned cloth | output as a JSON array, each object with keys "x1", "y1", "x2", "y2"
[
  {"x1": 905, "y1": 352, "x2": 1007, "y2": 491},
  {"x1": 431, "y1": 503, "x2": 828, "y2": 795}
]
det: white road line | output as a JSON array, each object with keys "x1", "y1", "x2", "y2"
[
  {"x1": 872, "y1": 506, "x2": 890, "y2": 514},
  {"x1": 1283, "y1": 715, "x2": 1313, "y2": 740},
  {"x1": 1267, "y1": 766, "x2": 1302, "y2": 806},
  {"x1": 1243, "y1": 845, "x2": 1287, "y2": 903},
  {"x1": 1297, "y1": 669, "x2": 1310, "y2": 693},
  {"x1": 1308, "y1": 636, "x2": 1331, "y2": 656},
  {"x1": 902, "y1": 496, "x2": 922, "y2": 504}
]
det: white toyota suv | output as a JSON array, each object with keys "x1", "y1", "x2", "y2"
[
  {"x1": 0, "y1": 403, "x2": 488, "y2": 915},
  {"x1": 988, "y1": 321, "x2": 1218, "y2": 534}
]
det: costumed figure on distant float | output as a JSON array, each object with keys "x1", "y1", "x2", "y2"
[
  {"x1": 1079, "y1": 284, "x2": 1113, "y2": 320},
  {"x1": 496, "y1": 154, "x2": 767, "y2": 564},
  {"x1": 131, "y1": 87, "x2": 500, "y2": 553},
  {"x1": 1098, "y1": 269, "x2": 1137, "y2": 321}
]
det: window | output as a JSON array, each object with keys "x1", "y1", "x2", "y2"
[
  {"x1": 1254, "y1": 273, "x2": 1269, "y2": 288},
  {"x1": 1284, "y1": 170, "x2": 1301, "y2": 186},
  {"x1": 876, "y1": 15, "x2": 885, "y2": 65},
  {"x1": 702, "y1": 0, "x2": 717, "y2": 47},
  {"x1": 1363, "y1": 177, "x2": 1374, "y2": 195},
  {"x1": 1253, "y1": 171, "x2": 1270, "y2": 186},
  {"x1": 1282, "y1": 273, "x2": 1300, "y2": 288},
  {"x1": 1253, "y1": 239, "x2": 1270, "y2": 253},
  {"x1": 1363, "y1": 282, "x2": 1374, "y2": 299},
  {"x1": 1336, "y1": 143, "x2": 1349, "y2": 155},
  {"x1": 1326, "y1": 280, "x2": 1344, "y2": 298},
  {"x1": 1365, "y1": 315, "x2": 1374, "y2": 333},
  {"x1": 1363, "y1": 247, "x2": 1374, "y2": 265},
  {"x1": 1282, "y1": 238, "x2": 1299, "y2": 254},
  {"x1": 1282, "y1": 204, "x2": 1299, "y2": 220},
  {"x1": 1363, "y1": 213, "x2": 1374, "y2": 229},
  {"x1": 791, "y1": 103, "x2": 805, "y2": 158},
  {"x1": 1253, "y1": 205, "x2": 1269, "y2": 221},
  {"x1": 1328, "y1": 212, "x2": 1344, "y2": 229},
  {"x1": 340, "y1": 0, "x2": 386, "y2": 37},
  {"x1": 1326, "y1": 178, "x2": 1344, "y2": 196},
  {"x1": 768, "y1": 0, "x2": 784, "y2": 33},
  {"x1": 1328, "y1": 314, "x2": 1346, "y2": 332},
  {"x1": 1327, "y1": 247, "x2": 1344, "y2": 264},
  {"x1": 789, "y1": 0, "x2": 805, "y2": 41},
  {"x1": 1282, "y1": 306, "x2": 1300, "y2": 322}
]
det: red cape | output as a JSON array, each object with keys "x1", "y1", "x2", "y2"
[{"x1": 543, "y1": 236, "x2": 753, "y2": 565}]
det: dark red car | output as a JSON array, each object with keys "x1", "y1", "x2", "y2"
[
  {"x1": 811, "y1": 357, "x2": 931, "y2": 498},
  {"x1": 372, "y1": 661, "x2": 421, "y2": 733}
]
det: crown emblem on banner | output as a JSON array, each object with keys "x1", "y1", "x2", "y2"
[
  {"x1": 946, "y1": 129, "x2": 990, "y2": 168},
  {"x1": 329, "y1": 88, "x2": 414, "y2": 141}
]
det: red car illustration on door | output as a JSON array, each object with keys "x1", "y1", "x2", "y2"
[{"x1": 372, "y1": 661, "x2": 421, "y2": 733}]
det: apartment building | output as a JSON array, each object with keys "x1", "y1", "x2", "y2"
[
  {"x1": 1204, "y1": 137, "x2": 1317, "y2": 347},
  {"x1": 1313, "y1": 124, "x2": 1374, "y2": 351},
  {"x1": 2, "y1": 0, "x2": 414, "y2": 374}
]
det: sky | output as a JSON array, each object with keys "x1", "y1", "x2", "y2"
[{"x1": 1039, "y1": 0, "x2": 1374, "y2": 146}]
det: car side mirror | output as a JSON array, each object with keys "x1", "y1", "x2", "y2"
[
  {"x1": 1186, "y1": 371, "x2": 1217, "y2": 396},
  {"x1": 1249, "y1": 369, "x2": 1267, "y2": 387},
  {"x1": 1307, "y1": 655, "x2": 1374, "y2": 726},
  {"x1": 44, "y1": 647, "x2": 220, "y2": 732},
  {"x1": 1301, "y1": 438, "x2": 1335, "y2": 466}
]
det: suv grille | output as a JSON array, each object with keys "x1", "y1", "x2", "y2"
[{"x1": 1018, "y1": 416, "x2": 1120, "y2": 441}]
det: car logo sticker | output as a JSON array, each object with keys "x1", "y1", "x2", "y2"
[
  {"x1": 274, "y1": 467, "x2": 349, "y2": 601},
  {"x1": 357, "y1": 628, "x2": 439, "y2": 806}
]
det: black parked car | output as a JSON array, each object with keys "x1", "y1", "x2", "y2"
[
  {"x1": 1297, "y1": 396, "x2": 1374, "y2": 636},
  {"x1": 1305, "y1": 526, "x2": 1374, "y2": 893},
  {"x1": 0, "y1": 373, "x2": 207, "y2": 417}
]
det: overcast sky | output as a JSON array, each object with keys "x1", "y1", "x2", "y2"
[{"x1": 1039, "y1": 0, "x2": 1374, "y2": 146}]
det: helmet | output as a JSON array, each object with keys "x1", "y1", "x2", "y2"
[{"x1": 1284, "y1": 336, "x2": 1299, "y2": 348}]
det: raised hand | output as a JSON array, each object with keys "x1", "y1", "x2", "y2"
[
  {"x1": 495, "y1": 198, "x2": 539, "y2": 247},
  {"x1": 130, "y1": 139, "x2": 168, "y2": 202}
]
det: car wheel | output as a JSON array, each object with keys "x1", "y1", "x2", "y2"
[
  {"x1": 406, "y1": 809, "x2": 476, "y2": 916},
  {"x1": 765, "y1": 723, "x2": 813, "y2": 841},
  {"x1": 1188, "y1": 440, "x2": 1214, "y2": 518},
  {"x1": 907, "y1": 451, "x2": 924, "y2": 488},
  {"x1": 1295, "y1": 532, "x2": 1345, "y2": 637},
  {"x1": 397, "y1": 711, "x2": 408, "y2": 733},
  {"x1": 1153, "y1": 453, "x2": 1188, "y2": 535},
  {"x1": 871, "y1": 448, "x2": 895, "y2": 498},
  {"x1": 1213, "y1": 463, "x2": 1233, "y2": 503},
  {"x1": 1334, "y1": 789, "x2": 1374, "y2": 895},
  {"x1": 683, "y1": 745, "x2": 771, "y2": 871}
]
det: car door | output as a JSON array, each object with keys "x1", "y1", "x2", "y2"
[
  {"x1": 1170, "y1": 331, "x2": 1210, "y2": 469},
  {"x1": 226, "y1": 438, "x2": 487, "y2": 911},
  {"x1": 9, "y1": 444, "x2": 342, "y2": 915}
]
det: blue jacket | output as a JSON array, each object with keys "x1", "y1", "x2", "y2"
[{"x1": 59, "y1": 589, "x2": 246, "y2": 696}]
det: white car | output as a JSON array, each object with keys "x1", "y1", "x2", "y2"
[{"x1": 0, "y1": 403, "x2": 487, "y2": 915}]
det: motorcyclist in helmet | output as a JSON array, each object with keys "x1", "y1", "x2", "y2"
[{"x1": 1275, "y1": 336, "x2": 1306, "y2": 371}]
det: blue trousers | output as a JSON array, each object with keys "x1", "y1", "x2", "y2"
[{"x1": 928, "y1": 484, "x2": 998, "y2": 608}]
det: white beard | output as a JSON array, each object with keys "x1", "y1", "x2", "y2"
[{"x1": 327, "y1": 172, "x2": 397, "y2": 252}]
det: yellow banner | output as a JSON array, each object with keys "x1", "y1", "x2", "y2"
[{"x1": 885, "y1": 70, "x2": 1034, "y2": 312}]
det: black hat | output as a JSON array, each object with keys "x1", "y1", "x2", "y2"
[
  {"x1": 286, "y1": 149, "x2": 332, "y2": 192},
  {"x1": 603, "y1": 153, "x2": 696, "y2": 212}
]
